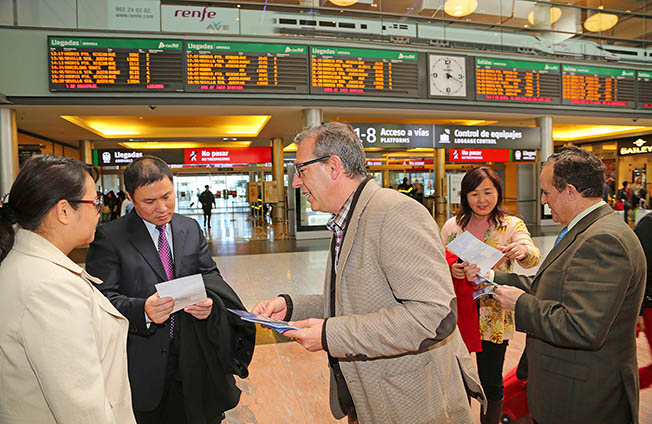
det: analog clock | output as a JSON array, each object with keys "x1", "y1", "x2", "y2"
[{"x1": 429, "y1": 54, "x2": 467, "y2": 97}]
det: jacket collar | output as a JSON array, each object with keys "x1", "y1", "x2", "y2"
[
  {"x1": 12, "y1": 228, "x2": 102, "y2": 285},
  {"x1": 534, "y1": 203, "x2": 614, "y2": 281}
]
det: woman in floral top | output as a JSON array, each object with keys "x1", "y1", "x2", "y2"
[{"x1": 441, "y1": 167, "x2": 540, "y2": 424}]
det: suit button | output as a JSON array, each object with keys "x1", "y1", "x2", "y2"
[{"x1": 162, "y1": 348, "x2": 168, "y2": 355}]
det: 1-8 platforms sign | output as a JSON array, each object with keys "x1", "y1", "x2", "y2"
[
  {"x1": 434, "y1": 125, "x2": 541, "y2": 149},
  {"x1": 349, "y1": 123, "x2": 435, "y2": 149}
]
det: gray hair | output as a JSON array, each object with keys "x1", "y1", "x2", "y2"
[
  {"x1": 294, "y1": 122, "x2": 367, "y2": 179},
  {"x1": 543, "y1": 146, "x2": 605, "y2": 198}
]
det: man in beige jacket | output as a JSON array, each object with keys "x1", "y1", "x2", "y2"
[{"x1": 253, "y1": 122, "x2": 484, "y2": 424}]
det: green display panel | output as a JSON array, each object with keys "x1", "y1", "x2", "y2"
[
  {"x1": 475, "y1": 57, "x2": 561, "y2": 104},
  {"x1": 562, "y1": 64, "x2": 636, "y2": 107},
  {"x1": 310, "y1": 46, "x2": 419, "y2": 97},
  {"x1": 184, "y1": 41, "x2": 309, "y2": 93},
  {"x1": 48, "y1": 36, "x2": 184, "y2": 92}
]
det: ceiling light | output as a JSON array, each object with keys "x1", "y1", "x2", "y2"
[
  {"x1": 583, "y1": 6, "x2": 618, "y2": 32},
  {"x1": 444, "y1": 0, "x2": 477, "y2": 17},
  {"x1": 553, "y1": 125, "x2": 646, "y2": 141},
  {"x1": 329, "y1": 0, "x2": 358, "y2": 6},
  {"x1": 527, "y1": 7, "x2": 562, "y2": 25},
  {"x1": 118, "y1": 141, "x2": 252, "y2": 149},
  {"x1": 283, "y1": 143, "x2": 297, "y2": 152}
]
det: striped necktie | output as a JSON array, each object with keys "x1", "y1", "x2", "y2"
[
  {"x1": 553, "y1": 227, "x2": 568, "y2": 248},
  {"x1": 156, "y1": 224, "x2": 175, "y2": 338}
]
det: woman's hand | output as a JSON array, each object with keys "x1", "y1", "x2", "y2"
[
  {"x1": 451, "y1": 261, "x2": 468, "y2": 280},
  {"x1": 498, "y1": 242, "x2": 528, "y2": 261}
]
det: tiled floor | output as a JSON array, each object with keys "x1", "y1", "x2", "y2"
[{"x1": 214, "y1": 234, "x2": 652, "y2": 424}]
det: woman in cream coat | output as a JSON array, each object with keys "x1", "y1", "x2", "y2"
[{"x1": 0, "y1": 155, "x2": 135, "y2": 424}]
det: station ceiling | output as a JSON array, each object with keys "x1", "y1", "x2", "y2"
[{"x1": 11, "y1": 103, "x2": 652, "y2": 150}]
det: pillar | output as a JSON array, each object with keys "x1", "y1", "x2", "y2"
[
  {"x1": 271, "y1": 137, "x2": 284, "y2": 222},
  {"x1": 434, "y1": 148, "x2": 446, "y2": 226},
  {"x1": 302, "y1": 108, "x2": 322, "y2": 129},
  {"x1": 80, "y1": 140, "x2": 93, "y2": 165},
  {"x1": 536, "y1": 116, "x2": 554, "y2": 225},
  {"x1": 0, "y1": 108, "x2": 18, "y2": 195}
]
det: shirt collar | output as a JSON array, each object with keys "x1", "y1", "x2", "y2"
[
  {"x1": 326, "y1": 192, "x2": 354, "y2": 233},
  {"x1": 567, "y1": 200, "x2": 606, "y2": 231}
]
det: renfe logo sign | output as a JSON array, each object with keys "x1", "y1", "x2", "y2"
[
  {"x1": 449, "y1": 149, "x2": 511, "y2": 163},
  {"x1": 161, "y1": 5, "x2": 237, "y2": 33},
  {"x1": 184, "y1": 147, "x2": 271, "y2": 165}
]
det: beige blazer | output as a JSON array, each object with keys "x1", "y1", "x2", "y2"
[
  {"x1": 0, "y1": 229, "x2": 135, "y2": 424},
  {"x1": 289, "y1": 180, "x2": 485, "y2": 424},
  {"x1": 495, "y1": 204, "x2": 645, "y2": 424}
]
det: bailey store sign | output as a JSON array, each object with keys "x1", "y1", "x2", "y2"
[{"x1": 619, "y1": 138, "x2": 652, "y2": 155}]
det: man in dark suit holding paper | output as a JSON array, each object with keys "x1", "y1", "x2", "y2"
[
  {"x1": 87, "y1": 156, "x2": 252, "y2": 424},
  {"x1": 468, "y1": 146, "x2": 645, "y2": 424}
]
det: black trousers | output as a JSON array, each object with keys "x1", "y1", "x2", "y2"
[
  {"x1": 476, "y1": 339, "x2": 509, "y2": 401},
  {"x1": 134, "y1": 339, "x2": 187, "y2": 424},
  {"x1": 203, "y1": 208, "x2": 212, "y2": 227}
]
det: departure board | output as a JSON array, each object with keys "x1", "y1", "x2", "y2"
[
  {"x1": 185, "y1": 41, "x2": 308, "y2": 93},
  {"x1": 475, "y1": 58, "x2": 561, "y2": 104},
  {"x1": 638, "y1": 71, "x2": 652, "y2": 109},
  {"x1": 562, "y1": 65, "x2": 636, "y2": 107},
  {"x1": 48, "y1": 37, "x2": 184, "y2": 91},
  {"x1": 310, "y1": 46, "x2": 419, "y2": 96}
]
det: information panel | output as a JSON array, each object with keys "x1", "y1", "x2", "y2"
[
  {"x1": 185, "y1": 41, "x2": 309, "y2": 93},
  {"x1": 638, "y1": 71, "x2": 652, "y2": 109},
  {"x1": 310, "y1": 46, "x2": 419, "y2": 96},
  {"x1": 475, "y1": 58, "x2": 560, "y2": 104},
  {"x1": 562, "y1": 65, "x2": 636, "y2": 107},
  {"x1": 48, "y1": 37, "x2": 184, "y2": 91}
]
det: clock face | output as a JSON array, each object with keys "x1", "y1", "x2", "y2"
[{"x1": 429, "y1": 55, "x2": 467, "y2": 97}]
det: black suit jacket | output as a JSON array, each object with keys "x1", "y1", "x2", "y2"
[{"x1": 86, "y1": 210, "x2": 239, "y2": 413}]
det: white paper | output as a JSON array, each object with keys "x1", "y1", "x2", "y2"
[
  {"x1": 155, "y1": 274, "x2": 207, "y2": 313},
  {"x1": 446, "y1": 231, "x2": 504, "y2": 276}
]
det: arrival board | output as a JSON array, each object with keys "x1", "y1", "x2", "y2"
[
  {"x1": 475, "y1": 57, "x2": 561, "y2": 104},
  {"x1": 48, "y1": 37, "x2": 184, "y2": 91},
  {"x1": 310, "y1": 46, "x2": 419, "y2": 96},
  {"x1": 562, "y1": 64, "x2": 636, "y2": 107},
  {"x1": 184, "y1": 41, "x2": 309, "y2": 93}
]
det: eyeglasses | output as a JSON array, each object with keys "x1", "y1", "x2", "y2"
[
  {"x1": 295, "y1": 156, "x2": 330, "y2": 178},
  {"x1": 70, "y1": 197, "x2": 103, "y2": 213}
]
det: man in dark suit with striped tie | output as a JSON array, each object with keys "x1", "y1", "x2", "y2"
[
  {"x1": 469, "y1": 146, "x2": 645, "y2": 424},
  {"x1": 87, "y1": 156, "x2": 246, "y2": 424}
]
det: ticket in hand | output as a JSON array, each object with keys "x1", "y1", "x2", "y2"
[{"x1": 226, "y1": 308, "x2": 299, "y2": 333}]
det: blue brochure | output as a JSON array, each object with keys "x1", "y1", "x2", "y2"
[{"x1": 227, "y1": 308, "x2": 299, "y2": 333}]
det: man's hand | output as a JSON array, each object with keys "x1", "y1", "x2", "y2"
[
  {"x1": 494, "y1": 285, "x2": 526, "y2": 311},
  {"x1": 451, "y1": 261, "x2": 468, "y2": 280},
  {"x1": 283, "y1": 318, "x2": 324, "y2": 352},
  {"x1": 498, "y1": 243, "x2": 528, "y2": 261},
  {"x1": 144, "y1": 293, "x2": 174, "y2": 324},
  {"x1": 251, "y1": 297, "x2": 288, "y2": 320},
  {"x1": 184, "y1": 298, "x2": 213, "y2": 320}
]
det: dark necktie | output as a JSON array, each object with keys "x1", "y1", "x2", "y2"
[
  {"x1": 156, "y1": 224, "x2": 175, "y2": 338},
  {"x1": 553, "y1": 226, "x2": 568, "y2": 248}
]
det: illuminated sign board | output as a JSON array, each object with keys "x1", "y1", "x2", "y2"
[
  {"x1": 184, "y1": 147, "x2": 272, "y2": 164},
  {"x1": 310, "y1": 46, "x2": 419, "y2": 97},
  {"x1": 512, "y1": 149, "x2": 538, "y2": 161},
  {"x1": 448, "y1": 148, "x2": 511, "y2": 162},
  {"x1": 618, "y1": 137, "x2": 652, "y2": 156},
  {"x1": 434, "y1": 126, "x2": 540, "y2": 149},
  {"x1": 185, "y1": 41, "x2": 308, "y2": 93},
  {"x1": 48, "y1": 37, "x2": 184, "y2": 91},
  {"x1": 350, "y1": 123, "x2": 434, "y2": 148},
  {"x1": 562, "y1": 64, "x2": 636, "y2": 107},
  {"x1": 475, "y1": 57, "x2": 561, "y2": 104}
]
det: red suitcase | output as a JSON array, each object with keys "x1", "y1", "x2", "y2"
[{"x1": 501, "y1": 367, "x2": 530, "y2": 424}]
